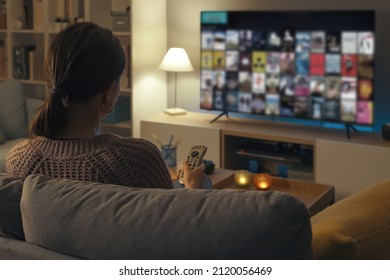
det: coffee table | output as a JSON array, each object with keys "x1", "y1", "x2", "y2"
[{"x1": 208, "y1": 169, "x2": 335, "y2": 217}]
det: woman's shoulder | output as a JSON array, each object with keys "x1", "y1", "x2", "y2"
[{"x1": 109, "y1": 133, "x2": 158, "y2": 150}]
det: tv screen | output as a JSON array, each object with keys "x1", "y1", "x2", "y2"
[{"x1": 200, "y1": 11, "x2": 375, "y2": 125}]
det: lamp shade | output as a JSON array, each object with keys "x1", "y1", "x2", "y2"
[{"x1": 159, "y1": 48, "x2": 194, "y2": 72}]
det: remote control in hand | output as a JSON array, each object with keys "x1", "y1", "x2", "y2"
[{"x1": 179, "y1": 145, "x2": 208, "y2": 184}]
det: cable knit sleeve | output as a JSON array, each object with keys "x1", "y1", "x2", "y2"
[{"x1": 108, "y1": 138, "x2": 174, "y2": 189}]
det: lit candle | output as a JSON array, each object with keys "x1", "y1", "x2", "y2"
[
  {"x1": 234, "y1": 170, "x2": 251, "y2": 187},
  {"x1": 253, "y1": 173, "x2": 272, "y2": 190}
]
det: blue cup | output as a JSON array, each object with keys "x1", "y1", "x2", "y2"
[{"x1": 161, "y1": 144, "x2": 177, "y2": 167}]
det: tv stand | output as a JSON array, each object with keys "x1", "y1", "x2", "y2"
[
  {"x1": 141, "y1": 111, "x2": 390, "y2": 201},
  {"x1": 210, "y1": 111, "x2": 232, "y2": 124},
  {"x1": 345, "y1": 123, "x2": 358, "y2": 139}
]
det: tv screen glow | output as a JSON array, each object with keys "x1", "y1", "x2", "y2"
[{"x1": 200, "y1": 11, "x2": 375, "y2": 125}]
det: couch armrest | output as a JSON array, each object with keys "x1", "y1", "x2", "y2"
[{"x1": 311, "y1": 180, "x2": 390, "y2": 259}]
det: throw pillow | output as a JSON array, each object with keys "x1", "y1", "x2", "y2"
[
  {"x1": 0, "y1": 80, "x2": 27, "y2": 140},
  {"x1": 0, "y1": 172, "x2": 25, "y2": 240}
]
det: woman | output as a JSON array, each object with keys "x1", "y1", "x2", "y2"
[{"x1": 6, "y1": 22, "x2": 206, "y2": 189}]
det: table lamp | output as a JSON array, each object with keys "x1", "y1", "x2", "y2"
[{"x1": 159, "y1": 48, "x2": 193, "y2": 116}]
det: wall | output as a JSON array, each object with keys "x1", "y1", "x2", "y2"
[
  {"x1": 166, "y1": 0, "x2": 390, "y2": 133},
  {"x1": 131, "y1": 0, "x2": 167, "y2": 137}
]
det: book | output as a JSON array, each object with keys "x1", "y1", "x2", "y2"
[
  {"x1": 33, "y1": 0, "x2": 43, "y2": 30},
  {"x1": 0, "y1": 40, "x2": 5, "y2": 77}
]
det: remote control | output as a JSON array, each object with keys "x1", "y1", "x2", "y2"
[{"x1": 179, "y1": 145, "x2": 208, "y2": 184}]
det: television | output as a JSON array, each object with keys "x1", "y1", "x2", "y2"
[{"x1": 200, "y1": 11, "x2": 375, "y2": 127}]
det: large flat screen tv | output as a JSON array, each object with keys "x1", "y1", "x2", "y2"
[{"x1": 200, "y1": 11, "x2": 375, "y2": 126}]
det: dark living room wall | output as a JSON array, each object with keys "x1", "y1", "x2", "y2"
[{"x1": 166, "y1": 0, "x2": 390, "y2": 133}]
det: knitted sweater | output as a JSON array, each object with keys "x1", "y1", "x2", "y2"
[{"x1": 6, "y1": 133, "x2": 174, "y2": 189}]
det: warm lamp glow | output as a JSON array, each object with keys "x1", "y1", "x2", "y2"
[
  {"x1": 234, "y1": 170, "x2": 251, "y2": 187},
  {"x1": 253, "y1": 173, "x2": 273, "y2": 190},
  {"x1": 159, "y1": 48, "x2": 194, "y2": 72},
  {"x1": 159, "y1": 48, "x2": 193, "y2": 116}
]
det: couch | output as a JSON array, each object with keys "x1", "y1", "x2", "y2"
[
  {"x1": 0, "y1": 172, "x2": 313, "y2": 260},
  {"x1": 0, "y1": 80, "x2": 43, "y2": 171}
]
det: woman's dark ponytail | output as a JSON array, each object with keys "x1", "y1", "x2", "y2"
[
  {"x1": 28, "y1": 22, "x2": 125, "y2": 138},
  {"x1": 28, "y1": 89, "x2": 69, "y2": 137}
]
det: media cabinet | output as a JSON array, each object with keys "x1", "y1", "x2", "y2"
[{"x1": 141, "y1": 112, "x2": 390, "y2": 201}]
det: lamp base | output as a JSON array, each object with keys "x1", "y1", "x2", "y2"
[{"x1": 164, "y1": 107, "x2": 187, "y2": 116}]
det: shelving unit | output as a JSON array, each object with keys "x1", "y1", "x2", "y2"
[{"x1": 0, "y1": 0, "x2": 132, "y2": 136}]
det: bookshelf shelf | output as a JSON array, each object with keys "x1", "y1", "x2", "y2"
[{"x1": 0, "y1": 0, "x2": 132, "y2": 136}]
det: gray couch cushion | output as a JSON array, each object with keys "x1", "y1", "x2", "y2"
[
  {"x1": 21, "y1": 174, "x2": 313, "y2": 260},
  {"x1": 0, "y1": 173, "x2": 25, "y2": 240},
  {"x1": 0, "y1": 80, "x2": 27, "y2": 140}
]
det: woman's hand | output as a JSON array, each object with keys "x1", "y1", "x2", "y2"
[{"x1": 181, "y1": 161, "x2": 208, "y2": 189}]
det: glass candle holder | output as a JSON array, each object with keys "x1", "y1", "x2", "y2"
[
  {"x1": 234, "y1": 170, "x2": 251, "y2": 187},
  {"x1": 253, "y1": 173, "x2": 273, "y2": 190}
]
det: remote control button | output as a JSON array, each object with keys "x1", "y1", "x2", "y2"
[{"x1": 191, "y1": 151, "x2": 199, "y2": 157}]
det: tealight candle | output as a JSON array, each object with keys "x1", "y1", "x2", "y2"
[
  {"x1": 253, "y1": 173, "x2": 272, "y2": 191},
  {"x1": 234, "y1": 170, "x2": 251, "y2": 187}
]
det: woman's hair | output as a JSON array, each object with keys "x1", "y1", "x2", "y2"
[{"x1": 28, "y1": 22, "x2": 126, "y2": 137}]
